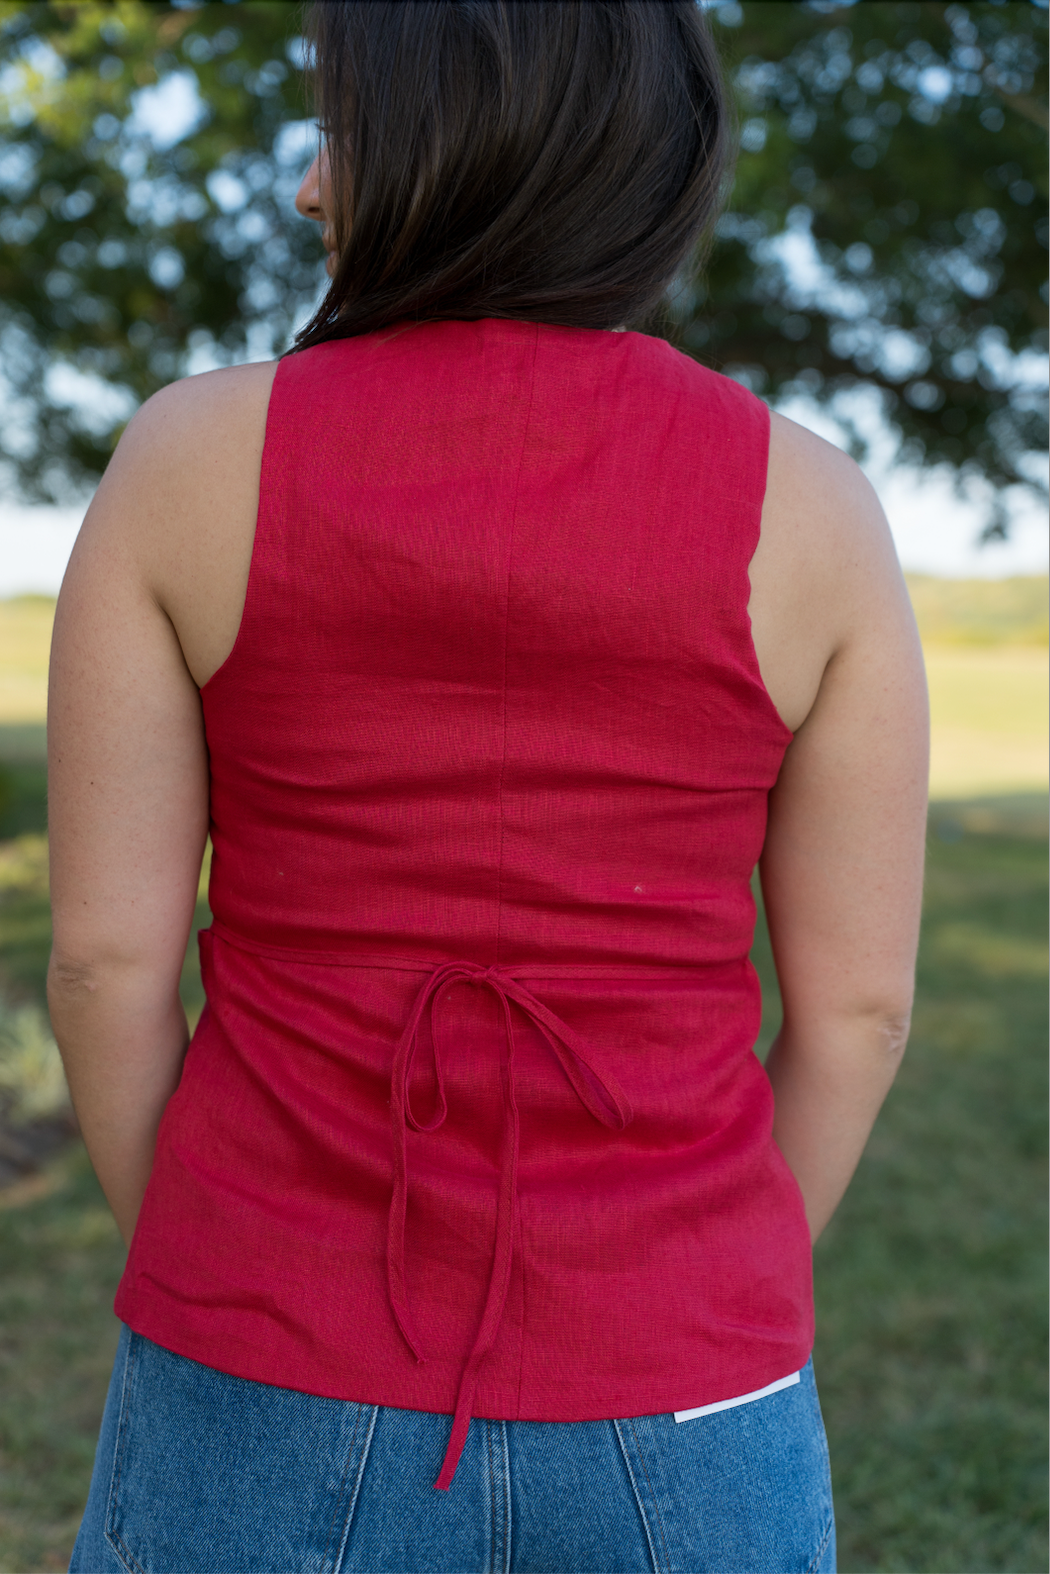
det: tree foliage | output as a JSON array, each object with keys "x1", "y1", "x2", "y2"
[
  {"x1": 695, "y1": 0, "x2": 1048, "y2": 527},
  {"x1": 0, "y1": 0, "x2": 1046, "y2": 521},
  {"x1": 0, "y1": 0, "x2": 319, "y2": 500}
]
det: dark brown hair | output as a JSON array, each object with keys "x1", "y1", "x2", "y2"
[{"x1": 292, "y1": 0, "x2": 730, "y2": 349}]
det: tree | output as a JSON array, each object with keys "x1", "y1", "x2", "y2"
[
  {"x1": 0, "y1": 0, "x2": 321, "y2": 500},
  {"x1": 693, "y1": 0, "x2": 1048, "y2": 532},
  {"x1": 0, "y1": 0, "x2": 1046, "y2": 525}
]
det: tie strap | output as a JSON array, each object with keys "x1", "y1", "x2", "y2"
[{"x1": 386, "y1": 960, "x2": 633, "y2": 1490}]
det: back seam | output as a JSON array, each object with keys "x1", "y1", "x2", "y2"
[{"x1": 493, "y1": 324, "x2": 540, "y2": 967}]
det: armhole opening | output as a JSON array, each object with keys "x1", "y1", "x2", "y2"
[{"x1": 198, "y1": 360, "x2": 283, "y2": 697}]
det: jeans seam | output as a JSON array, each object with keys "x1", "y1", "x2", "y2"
[
  {"x1": 499, "y1": 1421, "x2": 512, "y2": 1574},
  {"x1": 487, "y1": 1419, "x2": 497, "y2": 1574},
  {"x1": 486, "y1": 1417, "x2": 511, "y2": 1574},
  {"x1": 806, "y1": 1512, "x2": 835, "y2": 1574},
  {"x1": 331, "y1": 1404, "x2": 379, "y2": 1574},
  {"x1": 628, "y1": 1419, "x2": 673, "y2": 1574},
  {"x1": 103, "y1": 1332, "x2": 147, "y2": 1574},
  {"x1": 612, "y1": 1419, "x2": 665, "y2": 1574},
  {"x1": 321, "y1": 1401, "x2": 362, "y2": 1572}
]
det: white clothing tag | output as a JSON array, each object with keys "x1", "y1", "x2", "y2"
[{"x1": 673, "y1": 1369, "x2": 801, "y2": 1424}]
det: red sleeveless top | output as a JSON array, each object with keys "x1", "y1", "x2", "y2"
[{"x1": 116, "y1": 318, "x2": 811, "y2": 1490}]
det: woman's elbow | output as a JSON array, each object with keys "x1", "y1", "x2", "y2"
[{"x1": 871, "y1": 1007, "x2": 912, "y2": 1066}]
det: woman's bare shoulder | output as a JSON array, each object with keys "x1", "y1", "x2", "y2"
[
  {"x1": 765, "y1": 408, "x2": 890, "y2": 559},
  {"x1": 81, "y1": 361, "x2": 280, "y2": 687},
  {"x1": 749, "y1": 410, "x2": 913, "y2": 732},
  {"x1": 134, "y1": 358, "x2": 279, "y2": 416},
  {"x1": 117, "y1": 360, "x2": 278, "y2": 471}
]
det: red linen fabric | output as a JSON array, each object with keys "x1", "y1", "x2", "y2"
[{"x1": 115, "y1": 319, "x2": 812, "y2": 1490}]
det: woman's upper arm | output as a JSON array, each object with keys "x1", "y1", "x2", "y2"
[
  {"x1": 48, "y1": 408, "x2": 208, "y2": 983},
  {"x1": 756, "y1": 418, "x2": 930, "y2": 1028},
  {"x1": 47, "y1": 363, "x2": 273, "y2": 981}
]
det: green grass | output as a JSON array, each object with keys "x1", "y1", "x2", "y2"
[
  {"x1": 0, "y1": 837, "x2": 51, "y2": 1014},
  {"x1": 0, "y1": 802, "x2": 1046, "y2": 1572},
  {"x1": 0, "y1": 1149, "x2": 125, "y2": 1574},
  {"x1": 751, "y1": 807, "x2": 1048, "y2": 1572},
  {"x1": 904, "y1": 574, "x2": 1049, "y2": 648},
  {"x1": 820, "y1": 829, "x2": 1046, "y2": 1573}
]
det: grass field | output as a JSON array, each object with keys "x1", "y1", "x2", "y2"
[
  {"x1": 0, "y1": 581, "x2": 1047, "y2": 1571},
  {"x1": 925, "y1": 645, "x2": 1048, "y2": 799},
  {"x1": 753, "y1": 811, "x2": 1048, "y2": 1572},
  {"x1": 0, "y1": 598, "x2": 53, "y2": 727}
]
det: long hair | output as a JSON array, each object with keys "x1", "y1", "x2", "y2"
[{"x1": 293, "y1": 0, "x2": 730, "y2": 348}]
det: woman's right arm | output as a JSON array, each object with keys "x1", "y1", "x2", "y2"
[
  {"x1": 749, "y1": 416, "x2": 929, "y2": 1242},
  {"x1": 47, "y1": 365, "x2": 271, "y2": 1246}
]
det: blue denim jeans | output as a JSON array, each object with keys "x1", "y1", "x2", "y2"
[{"x1": 70, "y1": 1325, "x2": 835, "y2": 1573}]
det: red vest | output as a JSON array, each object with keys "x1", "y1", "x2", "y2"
[{"x1": 116, "y1": 319, "x2": 811, "y2": 1490}]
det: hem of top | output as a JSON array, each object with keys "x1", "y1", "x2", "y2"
[
  {"x1": 112, "y1": 1300, "x2": 813, "y2": 1424},
  {"x1": 205, "y1": 919, "x2": 740, "y2": 977}
]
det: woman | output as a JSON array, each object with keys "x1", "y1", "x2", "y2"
[{"x1": 54, "y1": 4, "x2": 927, "y2": 1571}]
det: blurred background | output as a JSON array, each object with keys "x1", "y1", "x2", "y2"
[{"x1": 0, "y1": 2, "x2": 1046, "y2": 1570}]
